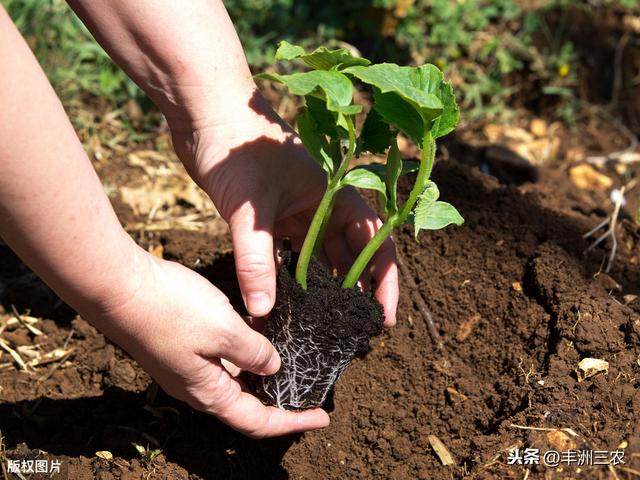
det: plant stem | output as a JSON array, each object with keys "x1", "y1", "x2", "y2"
[
  {"x1": 342, "y1": 132, "x2": 435, "y2": 289},
  {"x1": 295, "y1": 116, "x2": 357, "y2": 289},
  {"x1": 341, "y1": 215, "x2": 399, "y2": 289}
]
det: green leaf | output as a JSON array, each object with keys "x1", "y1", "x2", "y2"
[
  {"x1": 255, "y1": 70, "x2": 361, "y2": 114},
  {"x1": 373, "y1": 91, "x2": 425, "y2": 144},
  {"x1": 344, "y1": 64, "x2": 443, "y2": 132},
  {"x1": 344, "y1": 63, "x2": 460, "y2": 144},
  {"x1": 132, "y1": 443, "x2": 146, "y2": 456},
  {"x1": 355, "y1": 160, "x2": 419, "y2": 179},
  {"x1": 431, "y1": 77, "x2": 460, "y2": 139},
  {"x1": 275, "y1": 40, "x2": 306, "y2": 61},
  {"x1": 385, "y1": 139, "x2": 402, "y2": 215},
  {"x1": 419, "y1": 201, "x2": 464, "y2": 231},
  {"x1": 275, "y1": 40, "x2": 370, "y2": 70},
  {"x1": 413, "y1": 183, "x2": 463, "y2": 239},
  {"x1": 305, "y1": 95, "x2": 341, "y2": 138},
  {"x1": 341, "y1": 168, "x2": 387, "y2": 201},
  {"x1": 296, "y1": 109, "x2": 333, "y2": 177},
  {"x1": 359, "y1": 107, "x2": 393, "y2": 154}
]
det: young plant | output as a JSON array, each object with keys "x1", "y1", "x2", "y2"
[
  {"x1": 251, "y1": 42, "x2": 463, "y2": 409},
  {"x1": 257, "y1": 41, "x2": 463, "y2": 290}
]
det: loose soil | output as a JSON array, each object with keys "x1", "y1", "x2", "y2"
[{"x1": 1, "y1": 154, "x2": 639, "y2": 479}]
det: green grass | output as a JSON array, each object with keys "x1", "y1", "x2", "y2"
[{"x1": 2, "y1": 0, "x2": 141, "y2": 104}]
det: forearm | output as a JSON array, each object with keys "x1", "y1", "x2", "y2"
[
  {"x1": 66, "y1": 0, "x2": 257, "y2": 130},
  {"x1": 0, "y1": 8, "x2": 141, "y2": 317},
  {"x1": 66, "y1": 0, "x2": 290, "y2": 184}
]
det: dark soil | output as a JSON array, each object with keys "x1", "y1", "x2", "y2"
[
  {"x1": 249, "y1": 251, "x2": 384, "y2": 409},
  {"x1": 1, "y1": 156, "x2": 639, "y2": 479}
]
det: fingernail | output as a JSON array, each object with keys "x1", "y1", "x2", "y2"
[{"x1": 247, "y1": 292, "x2": 271, "y2": 316}]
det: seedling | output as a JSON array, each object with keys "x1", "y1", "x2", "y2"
[
  {"x1": 252, "y1": 42, "x2": 463, "y2": 409},
  {"x1": 257, "y1": 41, "x2": 463, "y2": 290},
  {"x1": 132, "y1": 443, "x2": 162, "y2": 463}
]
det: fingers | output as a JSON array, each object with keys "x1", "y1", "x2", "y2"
[
  {"x1": 218, "y1": 392, "x2": 329, "y2": 438},
  {"x1": 370, "y1": 238, "x2": 399, "y2": 327},
  {"x1": 229, "y1": 207, "x2": 277, "y2": 317},
  {"x1": 215, "y1": 390, "x2": 330, "y2": 438},
  {"x1": 188, "y1": 360, "x2": 330, "y2": 438},
  {"x1": 211, "y1": 311, "x2": 281, "y2": 376}
]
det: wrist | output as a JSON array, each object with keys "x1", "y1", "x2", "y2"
[
  {"x1": 71, "y1": 233, "x2": 150, "y2": 323},
  {"x1": 169, "y1": 90, "x2": 297, "y2": 188}
]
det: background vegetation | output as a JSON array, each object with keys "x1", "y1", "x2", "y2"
[{"x1": 2, "y1": 0, "x2": 639, "y2": 125}]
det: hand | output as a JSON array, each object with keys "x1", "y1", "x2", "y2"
[
  {"x1": 170, "y1": 92, "x2": 399, "y2": 325},
  {"x1": 87, "y1": 249, "x2": 329, "y2": 438}
]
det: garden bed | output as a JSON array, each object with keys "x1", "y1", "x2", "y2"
[{"x1": 1, "y1": 149, "x2": 638, "y2": 479}]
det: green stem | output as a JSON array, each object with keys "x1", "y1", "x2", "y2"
[
  {"x1": 295, "y1": 116, "x2": 357, "y2": 289},
  {"x1": 397, "y1": 132, "x2": 435, "y2": 221},
  {"x1": 342, "y1": 132, "x2": 436, "y2": 289},
  {"x1": 313, "y1": 196, "x2": 335, "y2": 258}
]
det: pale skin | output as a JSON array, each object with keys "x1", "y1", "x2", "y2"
[{"x1": 0, "y1": 1, "x2": 399, "y2": 437}]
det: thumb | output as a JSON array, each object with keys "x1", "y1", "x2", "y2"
[{"x1": 229, "y1": 207, "x2": 277, "y2": 317}]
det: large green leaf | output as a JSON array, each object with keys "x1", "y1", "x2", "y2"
[
  {"x1": 255, "y1": 70, "x2": 361, "y2": 114},
  {"x1": 345, "y1": 63, "x2": 442, "y2": 124},
  {"x1": 359, "y1": 107, "x2": 393, "y2": 154},
  {"x1": 344, "y1": 63, "x2": 459, "y2": 144},
  {"x1": 413, "y1": 182, "x2": 463, "y2": 239},
  {"x1": 275, "y1": 40, "x2": 371, "y2": 70}
]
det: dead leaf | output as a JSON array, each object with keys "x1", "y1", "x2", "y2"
[
  {"x1": 120, "y1": 185, "x2": 176, "y2": 217},
  {"x1": 28, "y1": 347, "x2": 74, "y2": 367},
  {"x1": 566, "y1": 147, "x2": 586, "y2": 163},
  {"x1": 530, "y1": 118, "x2": 547, "y2": 138},
  {"x1": 547, "y1": 430, "x2": 577, "y2": 451},
  {"x1": 96, "y1": 451, "x2": 114, "y2": 461},
  {"x1": 569, "y1": 164, "x2": 613, "y2": 190},
  {"x1": 445, "y1": 387, "x2": 468, "y2": 403},
  {"x1": 576, "y1": 357, "x2": 609, "y2": 382},
  {"x1": 456, "y1": 314, "x2": 481, "y2": 342},
  {"x1": 428, "y1": 435, "x2": 455, "y2": 466}
]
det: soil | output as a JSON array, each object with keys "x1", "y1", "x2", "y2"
[
  {"x1": 1, "y1": 153, "x2": 639, "y2": 479},
  {"x1": 249, "y1": 251, "x2": 384, "y2": 409}
]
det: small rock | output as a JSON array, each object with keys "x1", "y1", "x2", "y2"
[
  {"x1": 3, "y1": 330, "x2": 31, "y2": 346},
  {"x1": 596, "y1": 273, "x2": 622, "y2": 291}
]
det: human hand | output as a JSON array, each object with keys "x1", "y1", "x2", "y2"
[
  {"x1": 170, "y1": 92, "x2": 399, "y2": 325},
  {"x1": 87, "y1": 249, "x2": 329, "y2": 438}
]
